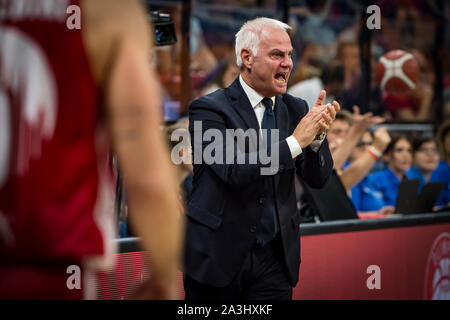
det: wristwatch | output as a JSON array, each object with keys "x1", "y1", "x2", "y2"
[{"x1": 314, "y1": 131, "x2": 326, "y2": 141}]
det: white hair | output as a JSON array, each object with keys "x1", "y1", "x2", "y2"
[{"x1": 235, "y1": 17, "x2": 291, "y2": 68}]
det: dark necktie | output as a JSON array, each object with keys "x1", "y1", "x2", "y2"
[
  {"x1": 256, "y1": 97, "x2": 277, "y2": 246},
  {"x1": 261, "y1": 97, "x2": 275, "y2": 153}
]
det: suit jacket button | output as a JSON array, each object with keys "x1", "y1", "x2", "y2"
[
  {"x1": 258, "y1": 197, "x2": 266, "y2": 205},
  {"x1": 320, "y1": 155, "x2": 325, "y2": 167},
  {"x1": 250, "y1": 226, "x2": 257, "y2": 233}
]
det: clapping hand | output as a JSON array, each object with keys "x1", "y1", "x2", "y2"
[{"x1": 293, "y1": 90, "x2": 340, "y2": 148}]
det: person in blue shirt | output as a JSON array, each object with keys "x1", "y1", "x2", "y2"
[
  {"x1": 407, "y1": 137, "x2": 450, "y2": 210},
  {"x1": 371, "y1": 135, "x2": 413, "y2": 207},
  {"x1": 437, "y1": 120, "x2": 450, "y2": 167},
  {"x1": 349, "y1": 130, "x2": 394, "y2": 215},
  {"x1": 351, "y1": 174, "x2": 390, "y2": 212}
]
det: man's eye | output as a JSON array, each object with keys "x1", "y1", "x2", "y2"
[{"x1": 271, "y1": 52, "x2": 283, "y2": 58}]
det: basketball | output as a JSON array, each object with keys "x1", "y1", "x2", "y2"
[{"x1": 375, "y1": 49, "x2": 420, "y2": 95}]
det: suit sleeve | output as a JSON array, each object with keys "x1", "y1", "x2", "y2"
[{"x1": 189, "y1": 97, "x2": 295, "y2": 185}]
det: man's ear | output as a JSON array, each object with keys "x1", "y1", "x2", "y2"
[{"x1": 241, "y1": 48, "x2": 253, "y2": 70}]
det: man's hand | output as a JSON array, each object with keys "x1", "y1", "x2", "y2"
[
  {"x1": 313, "y1": 90, "x2": 340, "y2": 133},
  {"x1": 372, "y1": 126, "x2": 391, "y2": 154},
  {"x1": 292, "y1": 90, "x2": 340, "y2": 148}
]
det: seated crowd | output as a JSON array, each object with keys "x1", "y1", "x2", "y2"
[{"x1": 324, "y1": 112, "x2": 450, "y2": 219}]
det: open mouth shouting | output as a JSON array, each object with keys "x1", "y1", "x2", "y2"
[{"x1": 275, "y1": 72, "x2": 288, "y2": 84}]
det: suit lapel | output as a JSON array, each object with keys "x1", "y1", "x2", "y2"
[
  {"x1": 274, "y1": 95, "x2": 289, "y2": 140},
  {"x1": 225, "y1": 80, "x2": 290, "y2": 159},
  {"x1": 226, "y1": 79, "x2": 261, "y2": 150},
  {"x1": 227, "y1": 78, "x2": 260, "y2": 132}
]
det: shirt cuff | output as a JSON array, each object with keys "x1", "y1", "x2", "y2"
[{"x1": 286, "y1": 135, "x2": 303, "y2": 158}]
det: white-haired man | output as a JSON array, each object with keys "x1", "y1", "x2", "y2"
[{"x1": 184, "y1": 17, "x2": 339, "y2": 300}]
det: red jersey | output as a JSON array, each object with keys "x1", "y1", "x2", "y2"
[{"x1": 0, "y1": 0, "x2": 115, "y2": 268}]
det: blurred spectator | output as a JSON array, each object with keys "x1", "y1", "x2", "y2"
[
  {"x1": 296, "y1": 0, "x2": 336, "y2": 46},
  {"x1": 329, "y1": 107, "x2": 384, "y2": 170},
  {"x1": 326, "y1": 109, "x2": 353, "y2": 155},
  {"x1": 339, "y1": 41, "x2": 388, "y2": 118},
  {"x1": 348, "y1": 129, "x2": 395, "y2": 216},
  {"x1": 370, "y1": 135, "x2": 413, "y2": 207},
  {"x1": 442, "y1": 90, "x2": 450, "y2": 121},
  {"x1": 437, "y1": 120, "x2": 450, "y2": 165},
  {"x1": 165, "y1": 117, "x2": 193, "y2": 208},
  {"x1": 288, "y1": 43, "x2": 323, "y2": 85},
  {"x1": 382, "y1": 50, "x2": 434, "y2": 122},
  {"x1": 189, "y1": 16, "x2": 219, "y2": 74},
  {"x1": 335, "y1": 41, "x2": 359, "y2": 91},
  {"x1": 289, "y1": 0, "x2": 338, "y2": 65},
  {"x1": 154, "y1": 6, "x2": 218, "y2": 102},
  {"x1": 341, "y1": 127, "x2": 391, "y2": 191},
  {"x1": 288, "y1": 61, "x2": 345, "y2": 110},
  {"x1": 407, "y1": 136, "x2": 450, "y2": 210},
  {"x1": 200, "y1": 58, "x2": 240, "y2": 96}
]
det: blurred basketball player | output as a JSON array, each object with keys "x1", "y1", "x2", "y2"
[{"x1": 0, "y1": 0, "x2": 183, "y2": 299}]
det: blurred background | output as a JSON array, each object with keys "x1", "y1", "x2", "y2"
[
  {"x1": 117, "y1": 0, "x2": 450, "y2": 237},
  {"x1": 147, "y1": 0, "x2": 449, "y2": 124}
]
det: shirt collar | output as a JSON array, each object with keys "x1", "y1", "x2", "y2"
[{"x1": 239, "y1": 75, "x2": 275, "y2": 110}]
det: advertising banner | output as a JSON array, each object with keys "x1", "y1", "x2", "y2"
[{"x1": 96, "y1": 223, "x2": 450, "y2": 300}]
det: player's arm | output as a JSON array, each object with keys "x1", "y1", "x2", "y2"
[{"x1": 104, "y1": 0, "x2": 183, "y2": 299}]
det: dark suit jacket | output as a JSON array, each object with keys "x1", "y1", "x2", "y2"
[{"x1": 185, "y1": 78, "x2": 333, "y2": 287}]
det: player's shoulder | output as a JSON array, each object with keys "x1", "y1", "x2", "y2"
[
  {"x1": 82, "y1": 0, "x2": 148, "y2": 33},
  {"x1": 81, "y1": 0, "x2": 150, "y2": 85}
]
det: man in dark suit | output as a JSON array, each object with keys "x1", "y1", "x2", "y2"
[{"x1": 184, "y1": 17, "x2": 339, "y2": 300}]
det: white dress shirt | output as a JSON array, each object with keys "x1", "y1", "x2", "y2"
[{"x1": 239, "y1": 75, "x2": 322, "y2": 158}]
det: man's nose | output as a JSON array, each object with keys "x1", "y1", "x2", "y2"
[{"x1": 280, "y1": 56, "x2": 293, "y2": 68}]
